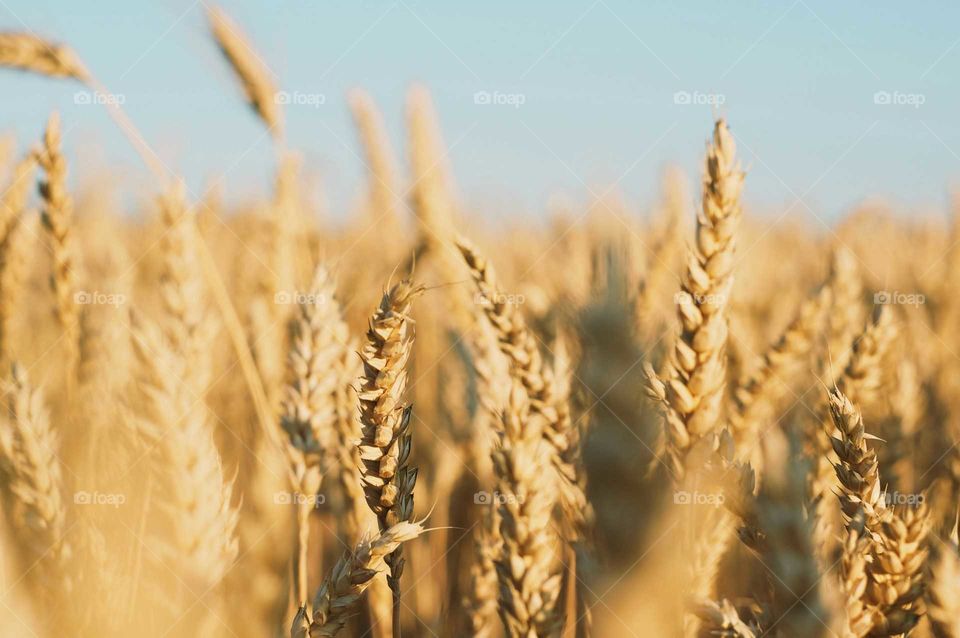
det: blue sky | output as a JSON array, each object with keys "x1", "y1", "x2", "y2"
[{"x1": 1, "y1": 0, "x2": 958, "y2": 221}]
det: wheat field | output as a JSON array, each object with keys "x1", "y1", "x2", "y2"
[{"x1": 0, "y1": 8, "x2": 958, "y2": 638}]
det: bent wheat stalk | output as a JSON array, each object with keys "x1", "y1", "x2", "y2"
[
  {"x1": 207, "y1": 5, "x2": 283, "y2": 138},
  {"x1": 0, "y1": 33, "x2": 87, "y2": 80},
  {"x1": 294, "y1": 521, "x2": 424, "y2": 638}
]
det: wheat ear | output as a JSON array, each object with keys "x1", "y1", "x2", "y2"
[
  {"x1": 280, "y1": 265, "x2": 349, "y2": 604},
  {"x1": 693, "y1": 599, "x2": 758, "y2": 637},
  {"x1": 493, "y1": 379, "x2": 563, "y2": 637},
  {"x1": 823, "y1": 247, "x2": 864, "y2": 382},
  {"x1": 811, "y1": 305, "x2": 897, "y2": 565},
  {"x1": 131, "y1": 318, "x2": 239, "y2": 596},
  {"x1": 207, "y1": 5, "x2": 282, "y2": 137},
  {"x1": 294, "y1": 521, "x2": 424, "y2": 638},
  {"x1": 406, "y1": 85, "x2": 456, "y2": 267},
  {"x1": 357, "y1": 279, "x2": 423, "y2": 635},
  {"x1": 457, "y1": 238, "x2": 590, "y2": 540},
  {"x1": 869, "y1": 503, "x2": 930, "y2": 635},
  {"x1": 464, "y1": 506, "x2": 501, "y2": 638},
  {"x1": 827, "y1": 388, "x2": 929, "y2": 635},
  {"x1": 133, "y1": 186, "x2": 238, "y2": 615},
  {"x1": 349, "y1": 89, "x2": 400, "y2": 226},
  {"x1": 0, "y1": 155, "x2": 35, "y2": 366},
  {"x1": 730, "y1": 285, "x2": 829, "y2": 457},
  {"x1": 648, "y1": 118, "x2": 744, "y2": 478},
  {"x1": 0, "y1": 33, "x2": 87, "y2": 80},
  {"x1": 0, "y1": 364, "x2": 71, "y2": 584},
  {"x1": 928, "y1": 525, "x2": 960, "y2": 638},
  {"x1": 34, "y1": 112, "x2": 79, "y2": 393}
]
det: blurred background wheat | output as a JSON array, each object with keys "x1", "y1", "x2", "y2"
[{"x1": 0, "y1": 4, "x2": 958, "y2": 638}]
